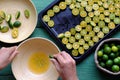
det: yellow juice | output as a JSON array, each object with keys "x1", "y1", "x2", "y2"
[{"x1": 28, "y1": 52, "x2": 50, "y2": 74}]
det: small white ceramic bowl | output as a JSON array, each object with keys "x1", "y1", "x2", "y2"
[
  {"x1": 12, "y1": 37, "x2": 60, "y2": 80},
  {"x1": 95, "y1": 38, "x2": 120, "y2": 75},
  {"x1": 0, "y1": 0, "x2": 37, "y2": 43}
]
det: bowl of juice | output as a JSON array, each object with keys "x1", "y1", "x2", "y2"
[{"x1": 11, "y1": 37, "x2": 60, "y2": 80}]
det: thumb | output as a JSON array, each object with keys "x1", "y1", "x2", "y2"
[
  {"x1": 51, "y1": 59, "x2": 61, "y2": 73},
  {"x1": 9, "y1": 50, "x2": 19, "y2": 61}
]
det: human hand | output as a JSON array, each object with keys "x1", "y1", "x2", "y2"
[
  {"x1": 51, "y1": 51, "x2": 78, "y2": 80},
  {"x1": 0, "y1": 46, "x2": 18, "y2": 70}
]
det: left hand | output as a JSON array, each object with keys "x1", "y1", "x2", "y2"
[{"x1": 0, "y1": 46, "x2": 18, "y2": 70}]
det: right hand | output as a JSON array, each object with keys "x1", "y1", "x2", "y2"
[{"x1": 51, "y1": 51, "x2": 78, "y2": 80}]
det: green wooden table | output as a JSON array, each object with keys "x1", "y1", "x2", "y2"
[{"x1": 0, "y1": 0, "x2": 120, "y2": 80}]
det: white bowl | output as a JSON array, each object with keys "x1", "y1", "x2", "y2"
[
  {"x1": 12, "y1": 37, "x2": 60, "y2": 80},
  {"x1": 0, "y1": 0, "x2": 37, "y2": 43}
]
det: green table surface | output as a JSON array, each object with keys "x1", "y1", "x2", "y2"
[{"x1": 1, "y1": 0, "x2": 120, "y2": 80}]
